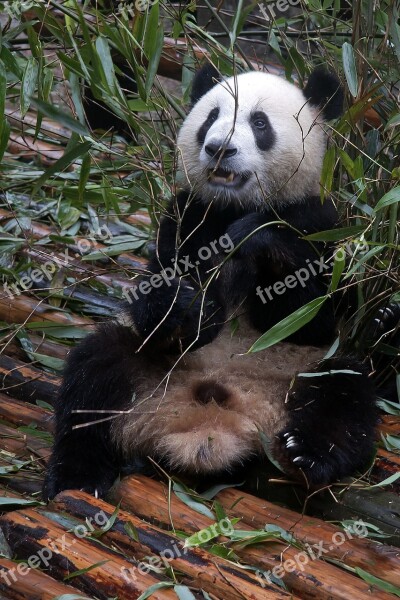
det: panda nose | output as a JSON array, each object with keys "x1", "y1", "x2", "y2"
[{"x1": 205, "y1": 144, "x2": 237, "y2": 160}]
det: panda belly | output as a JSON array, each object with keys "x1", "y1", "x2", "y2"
[{"x1": 111, "y1": 323, "x2": 326, "y2": 474}]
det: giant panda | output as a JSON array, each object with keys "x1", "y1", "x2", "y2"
[{"x1": 43, "y1": 65, "x2": 380, "y2": 500}]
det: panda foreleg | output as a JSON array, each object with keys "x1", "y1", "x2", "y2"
[
  {"x1": 43, "y1": 323, "x2": 145, "y2": 500},
  {"x1": 275, "y1": 357, "x2": 378, "y2": 484}
]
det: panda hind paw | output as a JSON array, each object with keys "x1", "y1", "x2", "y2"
[
  {"x1": 277, "y1": 428, "x2": 352, "y2": 485},
  {"x1": 43, "y1": 465, "x2": 117, "y2": 501}
]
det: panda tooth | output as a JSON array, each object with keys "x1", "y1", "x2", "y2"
[{"x1": 226, "y1": 172, "x2": 234, "y2": 183}]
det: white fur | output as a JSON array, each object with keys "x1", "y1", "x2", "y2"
[{"x1": 177, "y1": 71, "x2": 327, "y2": 207}]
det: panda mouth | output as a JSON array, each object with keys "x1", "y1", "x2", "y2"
[{"x1": 207, "y1": 167, "x2": 247, "y2": 188}]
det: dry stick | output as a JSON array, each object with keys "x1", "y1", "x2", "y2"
[
  {"x1": 52, "y1": 490, "x2": 294, "y2": 600},
  {"x1": 113, "y1": 475, "x2": 400, "y2": 593}
]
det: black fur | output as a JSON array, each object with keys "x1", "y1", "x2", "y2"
[
  {"x1": 197, "y1": 107, "x2": 220, "y2": 146},
  {"x1": 303, "y1": 67, "x2": 344, "y2": 120},
  {"x1": 190, "y1": 63, "x2": 221, "y2": 105}
]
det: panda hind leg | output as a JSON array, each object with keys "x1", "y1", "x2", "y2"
[
  {"x1": 43, "y1": 323, "x2": 149, "y2": 500},
  {"x1": 275, "y1": 357, "x2": 378, "y2": 485}
]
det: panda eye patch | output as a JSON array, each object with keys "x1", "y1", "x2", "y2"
[
  {"x1": 197, "y1": 107, "x2": 220, "y2": 145},
  {"x1": 250, "y1": 111, "x2": 275, "y2": 151}
]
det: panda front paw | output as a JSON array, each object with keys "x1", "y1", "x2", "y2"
[
  {"x1": 127, "y1": 276, "x2": 224, "y2": 349},
  {"x1": 226, "y1": 213, "x2": 269, "y2": 259}
]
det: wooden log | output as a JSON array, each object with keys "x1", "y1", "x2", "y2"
[
  {"x1": 379, "y1": 415, "x2": 400, "y2": 437},
  {"x1": 0, "y1": 557, "x2": 91, "y2": 600},
  {"x1": 0, "y1": 421, "x2": 50, "y2": 460},
  {"x1": 373, "y1": 449, "x2": 400, "y2": 491},
  {"x1": 52, "y1": 490, "x2": 293, "y2": 600},
  {"x1": 0, "y1": 393, "x2": 53, "y2": 431},
  {"x1": 5, "y1": 108, "x2": 72, "y2": 140},
  {"x1": 0, "y1": 207, "x2": 147, "y2": 270},
  {"x1": 8, "y1": 135, "x2": 64, "y2": 163},
  {"x1": 309, "y1": 486, "x2": 400, "y2": 547},
  {"x1": 0, "y1": 290, "x2": 93, "y2": 328},
  {"x1": 113, "y1": 475, "x2": 400, "y2": 594},
  {"x1": 0, "y1": 509, "x2": 178, "y2": 600},
  {"x1": 0, "y1": 355, "x2": 60, "y2": 404},
  {"x1": 217, "y1": 486, "x2": 400, "y2": 588},
  {"x1": 22, "y1": 246, "x2": 135, "y2": 291}
]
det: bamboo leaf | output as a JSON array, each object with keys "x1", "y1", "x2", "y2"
[
  {"x1": 385, "y1": 113, "x2": 400, "y2": 130},
  {"x1": 355, "y1": 568, "x2": 400, "y2": 597},
  {"x1": 373, "y1": 187, "x2": 400, "y2": 212},
  {"x1": 32, "y1": 140, "x2": 92, "y2": 194},
  {"x1": 144, "y1": 4, "x2": 164, "y2": 98},
  {"x1": 320, "y1": 146, "x2": 336, "y2": 201},
  {"x1": 21, "y1": 57, "x2": 39, "y2": 117},
  {"x1": 304, "y1": 226, "x2": 365, "y2": 242},
  {"x1": 249, "y1": 296, "x2": 327, "y2": 352},
  {"x1": 0, "y1": 59, "x2": 6, "y2": 139},
  {"x1": 0, "y1": 497, "x2": 42, "y2": 508},
  {"x1": 368, "y1": 472, "x2": 400, "y2": 488},
  {"x1": 0, "y1": 118, "x2": 10, "y2": 162},
  {"x1": 174, "y1": 586, "x2": 197, "y2": 600},
  {"x1": 342, "y1": 42, "x2": 358, "y2": 97},
  {"x1": 137, "y1": 582, "x2": 175, "y2": 600},
  {"x1": 329, "y1": 247, "x2": 345, "y2": 292},
  {"x1": 173, "y1": 482, "x2": 215, "y2": 519},
  {"x1": 30, "y1": 98, "x2": 90, "y2": 137},
  {"x1": 248, "y1": 296, "x2": 328, "y2": 353},
  {"x1": 63, "y1": 560, "x2": 109, "y2": 581}
]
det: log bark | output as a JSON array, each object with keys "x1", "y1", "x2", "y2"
[
  {"x1": 0, "y1": 393, "x2": 53, "y2": 431},
  {"x1": 0, "y1": 289, "x2": 93, "y2": 328},
  {"x1": 52, "y1": 490, "x2": 293, "y2": 600},
  {"x1": 0, "y1": 557, "x2": 91, "y2": 600},
  {"x1": 113, "y1": 475, "x2": 400, "y2": 595},
  {"x1": 0, "y1": 355, "x2": 60, "y2": 405},
  {"x1": 0, "y1": 509, "x2": 178, "y2": 600}
]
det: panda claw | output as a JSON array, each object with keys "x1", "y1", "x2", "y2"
[
  {"x1": 286, "y1": 440, "x2": 299, "y2": 449},
  {"x1": 293, "y1": 456, "x2": 307, "y2": 464}
]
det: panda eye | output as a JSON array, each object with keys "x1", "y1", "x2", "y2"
[{"x1": 253, "y1": 118, "x2": 267, "y2": 129}]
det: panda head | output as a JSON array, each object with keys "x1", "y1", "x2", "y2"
[{"x1": 177, "y1": 65, "x2": 343, "y2": 207}]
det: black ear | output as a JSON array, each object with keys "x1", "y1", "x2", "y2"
[
  {"x1": 303, "y1": 67, "x2": 344, "y2": 120},
  {"x1": 190, "y1": 64, "x2": 221, "y2": 105}
]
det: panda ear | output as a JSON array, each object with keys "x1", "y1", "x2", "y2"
[
  {"x1": 303, "y1": 67, "x2": 344, "y2": 120},
  {"x1": 190, "y1": 64, "x2": 222, "y2": 105}
]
